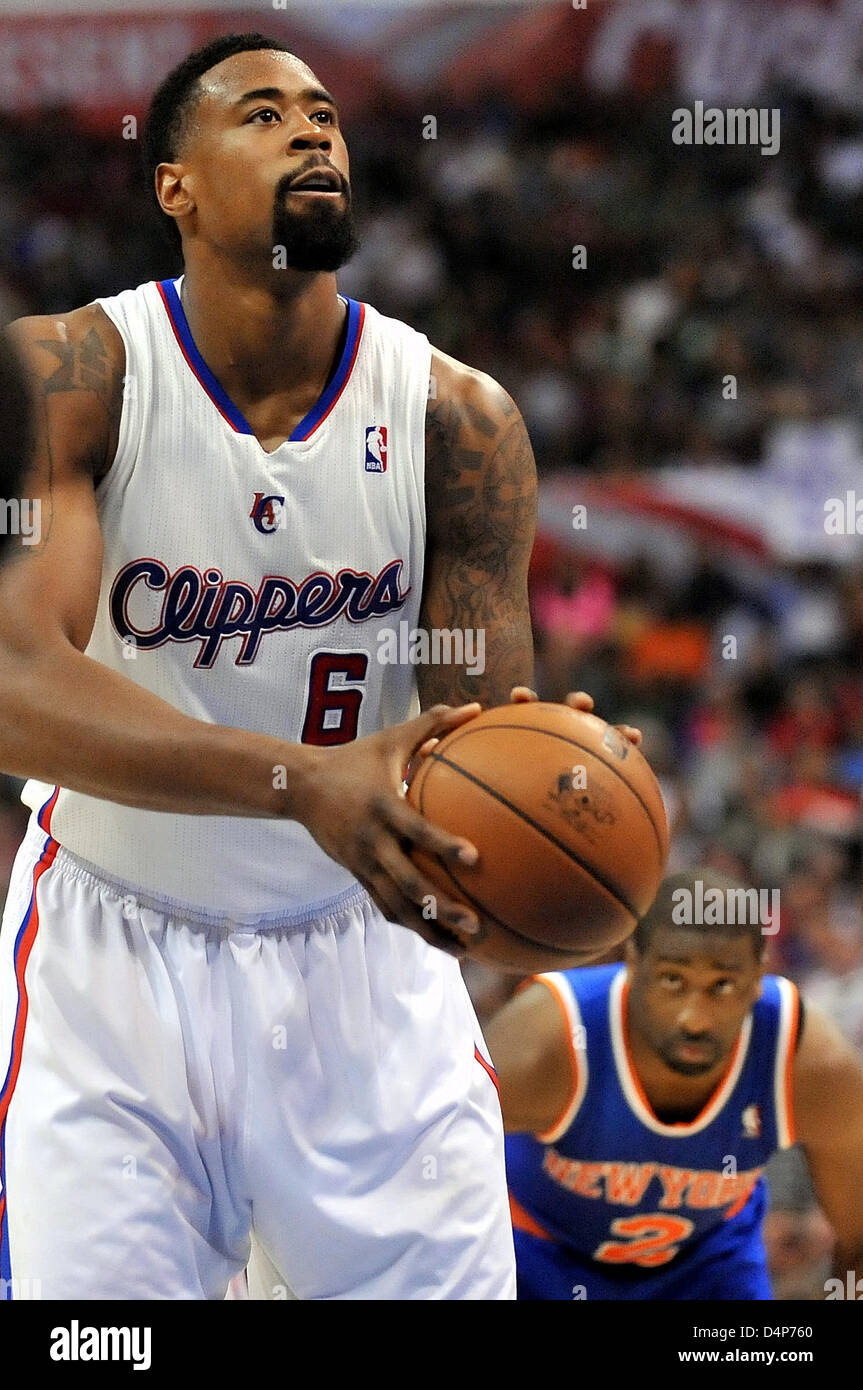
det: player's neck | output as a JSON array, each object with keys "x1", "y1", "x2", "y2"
[{"x1": 179, "y1": 257, "x2": 346, "y2": 407}]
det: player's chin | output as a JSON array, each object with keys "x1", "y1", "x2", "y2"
[{"x1": 666, "y1": 1051, "x2": 719, "y2": 1076}]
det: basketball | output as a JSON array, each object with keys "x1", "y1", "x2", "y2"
[{"x1": 407, "y1": 703, "x2": 669, "y2": 972}]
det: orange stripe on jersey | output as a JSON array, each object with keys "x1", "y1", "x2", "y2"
[
  {"x1": 509, "y1": 1191, "x2": 554, "y2": 1242},
  {"x1": 723, "y1": 1170, "x2": 762, "y2": 1221},
  {"x1": 530, "y1": 975, "x2": 581, "y2": 1144}
]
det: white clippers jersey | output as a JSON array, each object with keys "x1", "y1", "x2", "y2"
[{"x1": 22, "y1": 276, "x2": 431, "y2": 919}]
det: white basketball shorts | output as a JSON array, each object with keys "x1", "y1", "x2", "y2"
[{"x1": 0, "y1": 812, "x2": 515, "y2": 1300}]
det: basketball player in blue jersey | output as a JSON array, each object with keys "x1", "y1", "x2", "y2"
[
  {"x1": 0, "y1": 32, "x2": 636, "y2": 1301},
  {"x1": 487, "y1": 869, "x2": 863, "y2": 1299}
]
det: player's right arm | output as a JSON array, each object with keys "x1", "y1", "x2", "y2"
[
  {"x1": 791, "y1": 1000, "x2": 863, "y2": 1281},
  {"x1": 484, "y1": 979, "x2": 578, "y2": 1135},
  {"x1": 0, "y1": 309, "x2": 482, "y2": 950}
]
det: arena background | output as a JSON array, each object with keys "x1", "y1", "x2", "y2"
[{"x1": 2, "y1": 0, "x2": 862, "y2": 1300}]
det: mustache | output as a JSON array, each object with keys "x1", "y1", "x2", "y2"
[{"x1": 275, "y1": 166, "x2": 350, "y2": 200}]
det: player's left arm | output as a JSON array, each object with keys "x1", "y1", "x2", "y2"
[
  {"x1": 791, "y1": 999, "x2": 863, "y2": 1278},
  {"x1": 418, "y1": 347, "x2": 536, "y2": 709}
]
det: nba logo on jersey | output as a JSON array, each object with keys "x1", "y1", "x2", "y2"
[{"x1": 365, "y1": 425, "x2": 388, "y2": 472}]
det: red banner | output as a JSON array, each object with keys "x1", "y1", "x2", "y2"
[
  {"x1": 0, "y1": 11, "x2": 385, "y2": 133},
  {"x1": 0, "y1": 1, "x2": 856, "y2": 132}
]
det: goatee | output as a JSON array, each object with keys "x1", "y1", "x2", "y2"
[{"x1": 272, "y1": 175, "x2": 360, "y2": 272}]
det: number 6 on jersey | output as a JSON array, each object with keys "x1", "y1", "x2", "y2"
[{"x1": 301, "y1": 651, "x2": 369, "y2": 746}]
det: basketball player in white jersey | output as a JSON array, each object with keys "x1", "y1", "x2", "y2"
[{"x1": 0, "y1": 33, "x2": 636, "y2": 1301}]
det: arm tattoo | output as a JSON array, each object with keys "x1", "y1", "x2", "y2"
[
  {"x1": 2, "y1": 319, "x2": 122, "y2": 565},
  {"x1": 35, "y1": 325, "x2": 123, "y2": 484},
  {"x1": 418, "y1": 372, "x2": 537, "y2": 709}
]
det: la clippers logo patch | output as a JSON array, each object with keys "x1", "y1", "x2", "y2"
[
  {"x1": 365, "y1": 425, "x2": 387, "y2": 472},
  {"x1": 250, "y1": 493, "x2": 286, "y2": 533}
]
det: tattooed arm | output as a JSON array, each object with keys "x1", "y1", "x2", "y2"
[
  {"x1": 2, "y1": 308, "x2": 122, "y2": 628},
  {"x1": 419, "y1": 347, "x2": 537, "y2": 710},
  {"x1": 0, "y1": 308, "x2": 327, "y2": 817}
]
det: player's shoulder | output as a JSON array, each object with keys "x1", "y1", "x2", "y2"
[
  {"x1": 752, "y1": 972, "x2": 797, "y2": 1022},
  {"x1": 423, "y1": 343, "x2": 534, "y2": 513},
  {"x1": 428, "y1": 342, "x2": 519, "y2": 425},
  {"x1": 7, "y1": 301, "x2": 125, "y2": 378},
  {"x1": 5, "y1": 302, "x2": 126, "y2": 483},
  {"x1": 543, "y1": 961, "x2": 622, "y2": 1011}
]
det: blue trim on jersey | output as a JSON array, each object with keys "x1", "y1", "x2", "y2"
[
  {"x1": 158, "y1": 278, "x2": 252, "y2": 434},
  {"x1": 0, "y1": 1204, "x2": 8, "y2": 1290},
  {"x1": 0, "y1": 875, "x2": 38, "y2": 1294},
  {"x1": 158, "y1": 279, "x2": 362, "y2": 442},
  {"x1": 36, "y1": 786, "x2": 58, "y2": 833},
  {"x1": 291, "y1": 296, "x2": 362, "y2": 441}
]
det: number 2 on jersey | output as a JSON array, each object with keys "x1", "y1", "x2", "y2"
[
  {"x1": 593, "y1": 1214, "x2": 695, "y2": 1268},
  {"x1": 301, "y1": 651, "x2": 368, "y2": 746}
]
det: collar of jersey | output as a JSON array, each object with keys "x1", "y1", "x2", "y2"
[
  {"x1": 157, "y1": 276, "x2": 365, "y2": 445},
  {"x1": 611, "y1": 970, "x2": 752, "y2": 1137}
]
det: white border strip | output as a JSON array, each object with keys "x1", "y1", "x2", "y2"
[
  {"x1": 535, "y1": 971, "x2": 589, "y2": 1144},
  {"x1": 773, "y1": 977, "x2": 799, "y2": 1149}
]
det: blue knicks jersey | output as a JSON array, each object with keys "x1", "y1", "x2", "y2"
[{"x1": 506, "y1": 965, "x2": 799, "y2": 1279}]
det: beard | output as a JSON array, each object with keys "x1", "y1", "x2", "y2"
[{"x1": 272, "y1": 174, "x2": 360, "y2": 272}]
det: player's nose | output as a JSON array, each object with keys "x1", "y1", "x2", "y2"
[
  {"x1": 678, "y1": 997, "x2": 712, "y2": 1033},
  {"x1": 287, "y1": 112, "x2": 333, "y2": 153}
]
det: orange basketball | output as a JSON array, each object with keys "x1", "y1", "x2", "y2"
[{"x1": 407, "y1": 702, "x2": 669, "y2": 973}]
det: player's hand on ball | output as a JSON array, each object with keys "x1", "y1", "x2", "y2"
[
  {"x1": 509, "y1": 686, "x2": 642, "y2": 749},
  {"x1": 300, "y1": 703, "x2": 483, "y2": 958},
  {"x1": 412, "y1": 689, "x2": 643, "y2": 765}
]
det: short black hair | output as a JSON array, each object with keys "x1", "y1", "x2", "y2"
[
  {"x1": 633, "y1": 869, "x2": 767, "y2": 959},
  {"x1": 142, "y1": 32, "x2": 297, "y2": 253}
]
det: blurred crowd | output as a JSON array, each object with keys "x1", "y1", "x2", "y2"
[
  {"x1": 1, "y1": 76, "x2": 862, "y2": 1298},
  {"x1": 4, "y1": 87, "x2": 863, "y2": 472}
]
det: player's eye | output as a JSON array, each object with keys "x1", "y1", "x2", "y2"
[
  {"x1": 248, "y1": 108, "x2": 281, "y2": 124},
  {"x1": 713, "y1": 979, "x2": 735, "y2": 996},
  {"x1": 312, "y1": 109, "x2": 335, "y2": 124},
  {"x1": 659, "y1": 973, "x2": 683, "y2": 990}
]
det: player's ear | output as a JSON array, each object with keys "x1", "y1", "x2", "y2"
[
  {"x1": 155, "y1": 163, "x2": 196, "y2": 221},
  {"x1": 624, "y1": 937, "x2": 639, "y2": 973}
]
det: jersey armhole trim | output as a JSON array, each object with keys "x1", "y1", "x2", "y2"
[
  {"x1": 774, "y1": 977, "x2": 800, "y2": 1148},
  {"x1": 529, "y1": 972, "x2": 588, "y2": 1145},
  {"x1": 90, "y1": 297, "x2": 134, "y2": 502}
]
